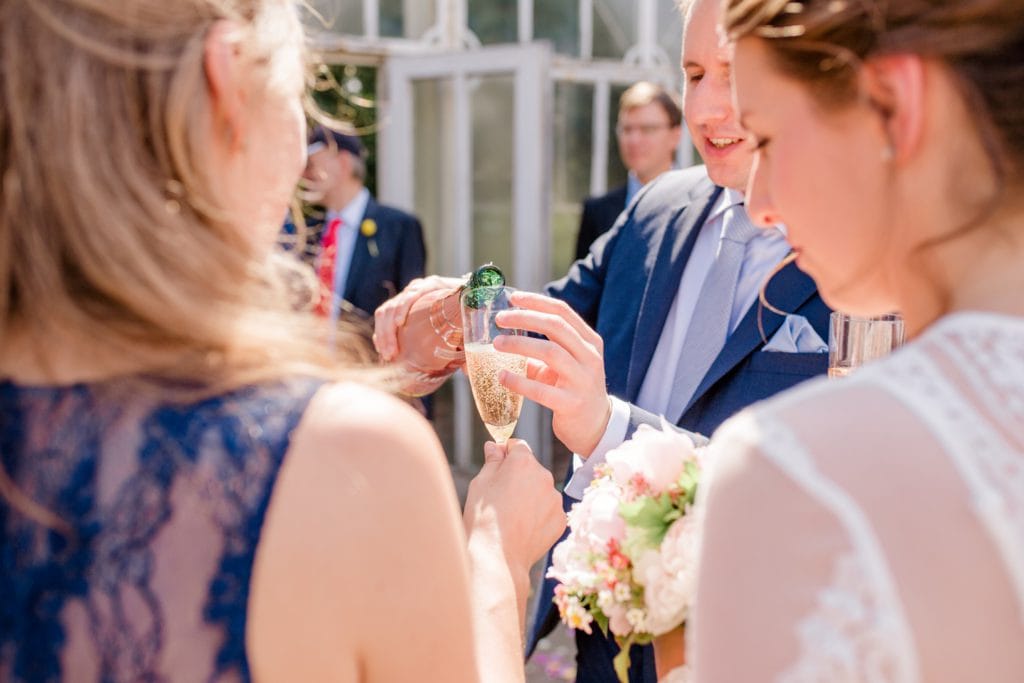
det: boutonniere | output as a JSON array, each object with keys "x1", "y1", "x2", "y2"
[{"x1": 361, "y1": 219, "x2": 379, "y2": 257}]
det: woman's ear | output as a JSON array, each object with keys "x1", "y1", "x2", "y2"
[
  {"x1": 204, "y1": 20, "x2": 247, "y2": 153},
  {"x1": 860, "y1": 54, "x2": 925, "y2": 164}
]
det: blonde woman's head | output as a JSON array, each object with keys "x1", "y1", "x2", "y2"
[{"x1": 1, "y1": 0, "x2": 364, "y2": 386}]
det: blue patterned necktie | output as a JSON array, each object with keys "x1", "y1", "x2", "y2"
[{"x1": 665, "y1": 202, "x2": 761, "y2": 420}]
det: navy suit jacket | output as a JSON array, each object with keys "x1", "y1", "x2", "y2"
[
  {"x1": 531, "y1": 167, "x2": 831, "y2": 682},
  {"x1": 301, "y1": 197, "x2": 426, "y2": 317},
  {"x1": 574, "y1": 185, "x2": 629, "y2": 261}
]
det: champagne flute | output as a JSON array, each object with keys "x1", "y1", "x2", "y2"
[
  {"x1": 828, "y1": 312, "x2": 905, "y2": 378},
  {"x1": 460, "y1": 285, "x2": 527, "y2": 443}
]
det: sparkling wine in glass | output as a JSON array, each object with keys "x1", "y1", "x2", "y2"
[
  {"x1": 460, "y1": 286, "x2": 527, "y2": 443},
  {"x1": 828, "y1": 312, "x2": 905, "y2": 378}
]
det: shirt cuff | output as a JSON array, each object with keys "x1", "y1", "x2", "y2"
[{"x1": 564, "y1": 396, "x2": 631, "y2": 500}]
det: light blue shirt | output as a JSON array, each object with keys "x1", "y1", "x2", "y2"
[
  {"x1": 327, "y1": 187, "x2": 371, "y2": 326},
  {"x1": 625, "y1": 172, "x2": 644, "y2": 205},
  {"x1": 566, "y1": 188, "x2": 791, "y2": 499}
]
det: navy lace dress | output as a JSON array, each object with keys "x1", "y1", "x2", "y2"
[{"x1": 0, "y1": 377, "x2": 323, "y2": 682}]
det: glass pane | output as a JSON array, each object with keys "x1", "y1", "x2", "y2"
[
  {"x1": 658, "y1": 0, "x2": 684, "y2": 73},
  {"x1": 470, "y1": 75, "x2": 516, "y2": 284},
  {"x1": 412, "y1": 78, "x2": 456, "y2": 278},
  {"x1": 551, "y1": 81, "x2": 594, "y2": 276},
  {"x1": 307, "y1": 0, "x2": 363, "y2": 35},
  {"x1": 412, "y1": 77, "x2": 457, "y2": 462},
  {"x1": 536, "y1": 0, "x2": 580, "y2": 56},
  {"x1": 468, "y1": 0, "x2": 517, "y2": 45},
  {"x1": 607, "y1": 83, "x2": 629, "y2": 190},
  {"x1": 593, "y1": 0, "x2": 636, "y2": 60},
  {"x1": 382, "y1": 0, "x2": 437, "y2": 39},
  {"x1": 379, "y1": 0, "x2": 404, "y2": 37}
]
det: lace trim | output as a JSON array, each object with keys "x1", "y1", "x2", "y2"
[
  {"x1": 875, "y1": 337, "x2": 1024, "y2": 624},
  {"x1": 724, "y1": 412, "x2": 919, "y2": 683},
  {"x1": 0, "y1": 378, "x2": 322, "y2": 682}
]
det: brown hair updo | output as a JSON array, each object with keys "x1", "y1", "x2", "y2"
[{"x1": 723, "y1": 0, "x2": 1024, "y2": 185}]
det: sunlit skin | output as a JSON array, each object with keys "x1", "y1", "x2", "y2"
[
  {"x1": 731, "y1": 37, "x2": 897, "y2": 316},
  {"x1": 212, "y1": 27, "x2": 308, "y2": 251},
  {"x1": 681, "y1": 0, "x2": 752, "y2": 191},
  {"x1": 732, "y1": 35, "x2": 1024, "y2": 338},
  {"x1": 616, "y1": 101, "x2": 683, "y2": 184}
]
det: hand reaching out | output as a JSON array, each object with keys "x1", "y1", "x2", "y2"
[{"x1": 491, "y1": 292, "x2": 612, "y2": 457}]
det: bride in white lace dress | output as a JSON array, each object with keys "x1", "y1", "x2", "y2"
[{"x1": 684, "y1": 1, "x2": 1024, "y2": 681}]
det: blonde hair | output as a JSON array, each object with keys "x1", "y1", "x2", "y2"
[{"x1": 0, "y1": 0, "x2": 373, "y2": 390}]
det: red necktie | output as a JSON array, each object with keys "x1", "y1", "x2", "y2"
[{"x1": 314, "y1": 216, "x2": 342, "y2": 316}]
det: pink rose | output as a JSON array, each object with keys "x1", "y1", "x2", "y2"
[{"x1": 606, "y1": 424, "x2": 697, "y2": 494}]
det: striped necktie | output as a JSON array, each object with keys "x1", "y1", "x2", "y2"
[{"x1": 664, "y1": 202, "x2": 761, "y2": 420}]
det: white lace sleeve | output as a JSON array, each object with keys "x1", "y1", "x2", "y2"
[{"x1": 688, "y1": 409, "x2": 919, "y2": 683}]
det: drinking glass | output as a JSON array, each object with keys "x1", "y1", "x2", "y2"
[
  {"x1": 828, "y1": 312, "x2": 905, "y2": 378},
  {"x1": 460, "y1": 286, "x2": 528, "y2": 443}
]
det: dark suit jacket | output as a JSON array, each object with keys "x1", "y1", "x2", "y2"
[
  {"x1": 530, "y1": 166, "x2": 831, "y2": 682},
  {"x1": 300, "y1": 196, "x2": 426, "y2": 317},
  {"x1": 574, "y1": 185, "x2": 629, "y2": 261}
]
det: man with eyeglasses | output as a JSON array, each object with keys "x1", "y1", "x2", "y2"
[{"x1": 572, "y1": 81, "x2": 683, "y2": 260}]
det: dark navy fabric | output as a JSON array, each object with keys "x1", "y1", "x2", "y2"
[
  {"x1": 574, "y1": 185, "x2": 629, "y2": 262},
  {"x1": 0, "y1": 377, "x2": 322, "y2": 682}
]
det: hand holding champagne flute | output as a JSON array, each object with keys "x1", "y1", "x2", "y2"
[{"x1": 461, "y1": 285, "x2": 528, "y2": 443}]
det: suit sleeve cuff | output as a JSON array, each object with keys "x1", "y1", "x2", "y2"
[{"x1": 564, "y1": 396, "x2": 631, "y2": 500}]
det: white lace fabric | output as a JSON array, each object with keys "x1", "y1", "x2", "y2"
[{"x1": 687, "y1": 312, "x2": 1024, "y2": 682}]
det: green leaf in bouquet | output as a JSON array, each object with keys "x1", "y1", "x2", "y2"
[
  {"x1": 620, "y1": 493, "x2": 676, "y2": 548},
  {"x1": 613, "y1": 635, "x2": 635, "y2": 683},
  {"x1": 676, "y1": 461, "x2": 701, "y2": 505}
]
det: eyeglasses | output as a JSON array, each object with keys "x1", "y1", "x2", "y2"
[{"x1": 615, "y1": 123, "x2": 674, "y2": 137}]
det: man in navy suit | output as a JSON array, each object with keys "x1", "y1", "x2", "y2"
[
  {"x1": 372, "y1": 0, "x2": 829, "y2": 678},
  {"x1": 301, "y1": 127, "x2": 425, "y2": 321},
  {"x1": 496, "y1": 0, "x2": 831, "y2": 679},
  {"x1": 573, "y1": 82, "x2": 683, "y2": 261}
]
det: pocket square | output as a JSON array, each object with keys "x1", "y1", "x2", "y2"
[{"x1": 762, "y1": 314, "x2": 828, "y2": 353}]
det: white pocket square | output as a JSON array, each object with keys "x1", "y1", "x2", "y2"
[{"x1": 762, "y1": 314, "x2": 828, "y2": 353}]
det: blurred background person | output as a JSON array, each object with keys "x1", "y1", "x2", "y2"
[
  {"x1": 302, "y1": 126, "x2": 426, "y2": 323},
  {"x1": 573, "y1": 81, "x2": 683, "y2": 261}
]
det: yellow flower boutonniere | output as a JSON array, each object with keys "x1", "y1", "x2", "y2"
[{"x1": 361, "y1": 219, "x2": 379, "y2": 258}]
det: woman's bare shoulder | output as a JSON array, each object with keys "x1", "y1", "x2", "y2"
[{"x1": 248, "y1": 380, "x2": 476, "y2": 681}]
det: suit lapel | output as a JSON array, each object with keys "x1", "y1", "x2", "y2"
[
  {"x1": 677, "y1": 258, "x2": 819, "y2": 418},
  {"x1": 625, "y1": 181, "x2": 721, "y2": 401},
  {"x1": 342, "y1": 198, "x2": 375, "y2": 303}
]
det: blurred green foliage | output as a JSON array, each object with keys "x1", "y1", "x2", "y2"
[{"x1": 310, "y1": 64, "x2": 380, "y2": 197}]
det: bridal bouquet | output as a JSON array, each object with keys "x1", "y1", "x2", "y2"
[{"x1": 548, "y1": 424, "x2": 704, "y2": 682}]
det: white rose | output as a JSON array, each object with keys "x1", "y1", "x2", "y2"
[{"x1": 639, "y1": 517, "x2": 700, "y2": 635}]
